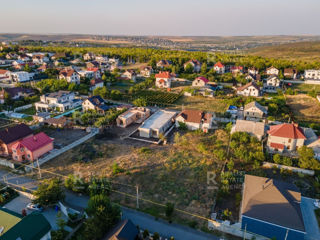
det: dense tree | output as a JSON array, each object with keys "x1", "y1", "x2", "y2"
[
  {"x1": 33, "y1": 178, "x2": 65, "y2": 206},
  {"x1": 298, "y1": 146, "x2": 320, "y2": 170}
]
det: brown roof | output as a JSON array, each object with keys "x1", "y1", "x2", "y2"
[
  {"x1": 44, "y1": 117, "x2": 68, "y2": 126},
  {"x1": 177, "y1": 110, "x2": 212, "y2": 124},
  {"x1": 237, "y1": 81, "x2": 260, "y2": 92},
  {"x1": 241, "y1": 175, "x2": 305, "y2": 232},
  {"x1": 0, "y1": 124, "x2": 33, "y2": 144},
  {"x1": 59, "y1": 69, "x2": 76, "y2": 77}
]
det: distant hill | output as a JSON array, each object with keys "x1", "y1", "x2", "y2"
[{"x1": 249, "y1": 41, "x2": 320, "y2": 61}]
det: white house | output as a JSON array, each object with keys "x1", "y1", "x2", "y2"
[
  {"x1": 192, "y1": 76, "x2": 209, "y2": 87},
  {"x1": 155, "y1": 71, "x2": 174, "y2": 88},
  {"x1": 90, "y1": 79, "x2": 104, "y2": 91},
  {"x1": 138, "y1": 110, "x2": 177, "y2": 138},
  {"x1": 11, "y1": 71, "x2": 33, "y2": 82},
  {"x1": 263, "y1": 75, "x2": 281, "y2": 93},
  {"x1": 83, "y1": 52, "x2": 96, "y2": 61},
  {"x1": 304, "y1": 70, "x2": 320, "y2": 80},
  {"x1": 184, "y1": 59, "x2": 201, "y2": 72},
  {"x1": 267, "y1": 123, "x2": 306, "y2": 153},
  {"x1": 266, "y1": 66, "x2": 279, "y2": 76},
  {"x1": 32, "y1": 54, "x2": 49, "y2": 64},
  {"x1": 121, "y1": 70, "x2": 136, "y2": 82},
  {"x1": 35, "y1": 91, "x2": 82, "y2": 112},
  {"x1": 244, "y1": 101, "x2": 268, "y2": 120},
  {"x1": 175, "y1": 109, "x2": 213, "y2": 133},
  {"x1": 156, "y1": 60, "x2": 172, "y2": 68},
  {"x1": 213, "y1": 62, "x2": 225, "y2": 74},
  {"x1": 59, "y1": 69, "x2": 80, "y2": 84},
  {"x1": 237, "y1": 82, "x2": 260, "y2": 97},
  {"x1": 140, "y1": 66, "x2": 154, "y2": 77},
  {"x1": 248, "y1": 67, "x2": 259, "y2": 76}
]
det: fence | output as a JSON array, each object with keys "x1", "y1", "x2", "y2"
[
  {"x1": 0, "y1": 158, "x2": 15, "y2": 169},
  {"x1": 14, "y1": 104, "x2": 33, "y2": 112},
  {"x1": 262, "y1": 162, "x2": 315, "y2": 176}
]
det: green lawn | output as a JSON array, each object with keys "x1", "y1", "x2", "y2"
[
  {"x1": 17, "y1": 106, "x2": 36, "y2": 115},
  {"x1": 174, "y1": 96, "x2": 229, "y2": 113}
]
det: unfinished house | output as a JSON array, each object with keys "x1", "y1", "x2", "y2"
[{"x1": 116, "y1": 107, "x2": 151, "y2": 128}]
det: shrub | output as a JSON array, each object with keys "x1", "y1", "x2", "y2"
[{"x1": 112, "y1": 163, "x2": 125, "y2": 175}]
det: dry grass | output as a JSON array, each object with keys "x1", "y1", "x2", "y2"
[
  {"x1": 41, "y1": 130, "x2": 229, "y2": 224},
  {"x1": 286, "y1": 94, "x2": 320, "y2": 122}
]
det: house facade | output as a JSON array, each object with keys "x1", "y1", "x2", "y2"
[
  {"x1": 140, "y1": 66, "x2": 153, "y2": 77},
  {"x1": 248, "y1": 67, "x2": 259, "y2": 76},
  {"x1": 12, "y1": 132, "x2": 53, "y2": 162},
  {"x1": 192, "y1": 76, "x2": 209, "y2": 87},
  {"x1": 35, "y1": 91, "x2": 82, "y2": 112},
  {"x1": 155, "y1": 71, "x2": 174, "y2": 88},
  {"x1": 237, "y1": 82, "x2": 260, "y2": 97},
  {"x1": 116, "y1": 107, "x2": 151, "y2": 128},
  {"x1": 267, "y1": 123, "x2": 306, "y2": 153},
  {"x1": 284, "y1": 68, "x2": 298, "y2": 79},
  {"x1": 0, "y1": 124, "x2": 33, "y2": 156},
  {"x1": 156, "y1": 60, "x2": 172, "y2": 68},
  {"x1": 266, "y1": 66, "x2": 279, "y2": 75},
  {"x1": 59, "y1": 69, "x2": 80, "y2": 84},
  {"x1": 213, "y1": 62, "x2": 225, "y2": 74},
  {"x1": 264, "y1": 75, "x2": 281, "y2": 93},
  {"x1": 175, "y1": 109, "x2": 213, "y2": 133},
  {"x1": 121, "y1": 70, "x2": 136, "y2": 82},
  {"x1": 304, "y1": 69, "x2": 320, "y2": 80},
  {"x1": 82, "y1": 95, "x2": 111, "y2": 114},
  {"x1": 11, "y1": 71, "x2": 33, "y2": 82},
  {"x1": 0, "y1": 69, "x2": 11, "y2": 81},
  {"x1": 90, "y1": 79, "x2": 104, "y2": 91},
  {"x1": 244, "y1": 101, "x2": 267, "y2": 119}
]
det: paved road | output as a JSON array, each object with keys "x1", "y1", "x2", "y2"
[
  {"x1": 301, "y1": 197, "x2": 320, "y2": 240},
  {"x1": 0, "y1": 169, "x2": 38, "y2": 190},
  {"x1": 0, "y1": 173, "x2": 221, "y2": 240},
  {"x1": 64, "y1": 192, "x2": 219, "y2": 240}
]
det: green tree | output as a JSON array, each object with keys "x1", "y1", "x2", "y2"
[
  {"x1": 184, "y1": 63, "x2": 194, "y2": 73},
  {"x1": 56, "y1": 211, "x2": 66, "y2": 231},
  {"x1": 298, "y1": 146, "x2": 320, "y2": 170},
  {"x1": 273, "y1": 154, "x2": 282, "y2": 164},
  {"x1": 165, "y1": 202, "x2": 175, "y2": 220},
  {"x1": 33, "y1": 178, "x2": 65, "y2": 206},
  {"x1": 133, "y1": 97, "x2": 147, "y2": 107},
  {"x1": 84, "y1": 194, "x2": 121, "y2": 240},
  {"x1": 201, "y1": 62, "x2": 208, "y2": 74}
]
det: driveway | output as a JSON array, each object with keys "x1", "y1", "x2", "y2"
[
  {"x1": 4, "y1": 194, "x2": 69, "y2": 231},
  {"x1": 301, "y1": 197, "x2": 320, "y2": 240}
]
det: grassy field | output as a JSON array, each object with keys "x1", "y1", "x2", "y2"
[
  {"x1": 173, "y1": 96, "x2": 229, "y2": 113},
  {"x1": 291, "y1": 84, "x2": 320, "y2": 94},
  {"x1": 249, "y1": 41, "x2": 320, "y2": 61},
  {"x1": 286, "y1": 94, "x2": 320, "y2": 122}
]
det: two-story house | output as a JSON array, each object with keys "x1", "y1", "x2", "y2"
[
  {"x1": 264, "y1": 75, "x2": 281, "y2": 93},
  {"x1": 175, "y1": 109, "x2": 213, "y2": 133},
  {"x1": 184, "y1": 59, "x2": 201, "y2": 72},
  {"x1": 192, "y1": 76, "x2": 209, "y2": 87},
  {"x1": 267, "y1": 123, "x2": 306, "y2": 153},
  {"x1": 237, "y1": 82, "x2": 260, "y2": 97},
  {"x1": 155, "y1": 71, "x2": 174, "y2": 88},
  {"x1": 266, "y1": 66, "x2": 279, "y2": 76},
  {"x1": 35, "y1": 91, "x2": 82, "y2": 112},
  {"x1": 121, "y1": 70, "x2": 137, "y2": 82},
  {"x1": 59, "y1": 69, "x2": 80, "y2": 84},
  {"x1": 213, "y1": 62, "x2": 225, "y2": 74}
]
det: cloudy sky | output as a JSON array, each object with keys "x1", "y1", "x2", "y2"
[{"x1": 1, "y1": 0, "x2": 320, "y2": 36}]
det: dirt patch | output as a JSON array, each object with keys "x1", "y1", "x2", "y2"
[
  {"x1": 39, "y1": 127, "x2": 88, "y2": 146},
  {"x1": 286, "y1": 94, "x2": 320, "y2": 122}
]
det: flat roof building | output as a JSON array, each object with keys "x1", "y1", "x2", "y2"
[{"x1": 138, "y1": 110, "x2": 177, "y2": 138}]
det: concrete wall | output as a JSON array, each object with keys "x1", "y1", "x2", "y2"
[
  {"x1": 14, "y1": 104, "x2": 33, "y2": 112},
  {"x1": 262, "y1": 162, "x2": 315, "y2": 176}
]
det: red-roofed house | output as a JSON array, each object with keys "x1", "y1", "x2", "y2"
[
  {"x1": 11, "y1": 132, "x2": 53, "y2": 162},
  {"x1": 267, "y1": 123, "x2": 306, "y2": 153},
  {"x1": 0, "y1": 69, "x2": 11, "y2": 81},
  {"x1": 230, "y1": 66, "x2": 244, "y2": 74},
  {"x1": 59, "y1": 69, "x2": 80, "y2": 84},
  {"x1": 192, "y1": 76, "x2": 209, "y2": 87},
  {"x1": 155, "y1": 71, "x2": 174, "y2": 88},
  {"x1": 213, "y1": 62, "x2": 225, "y2": 74}
]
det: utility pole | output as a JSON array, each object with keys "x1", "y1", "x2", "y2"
[
  {"x1": 136, "y1": 185, "x2": 139, "y2": 209},
  {"x1": 284, "y1": 229, "x2": 289, "y2": 240},
  {"x1": 36, "y1": 158, "x2": 42, "y2": 179}
]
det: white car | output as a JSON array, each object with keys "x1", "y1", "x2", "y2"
[{"x1": 27, "y1": 203, "x2": 43, "y2": 212}]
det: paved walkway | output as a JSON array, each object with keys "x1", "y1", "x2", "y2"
[{"x1": 301, "y1": 197, "x2": 320, "y2": 240}]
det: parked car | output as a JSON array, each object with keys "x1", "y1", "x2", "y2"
[{"x1": 27, "y1": 203, "x2": 43, "y2": 212}]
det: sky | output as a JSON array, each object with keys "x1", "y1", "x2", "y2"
[{"x1": 1, "y1": 0, "x2": 320, "y2": 36}]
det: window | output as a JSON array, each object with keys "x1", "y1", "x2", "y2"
[
  {"x1": 288, "y1": 139, "x2": 291, "y2": 143},
  {"x1": 27, "y1": 154, "x2": 31, "y2": 158}
]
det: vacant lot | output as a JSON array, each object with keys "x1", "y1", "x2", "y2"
[
  {"x1": 291, "y1": 84, "x2": 320, "y2": 94},
  {"x1": 39, "y1": 127, "x2": 88, "y2": 146},
  {"x1": 174, "y1": 96, "x2": 229, "y2": 113},
  {"x1": 41, "y1": 130, "x2": 230, "y2": 227},
  {"x1": 286, "y1": 94, "x2": 320, "y2": 122}
]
